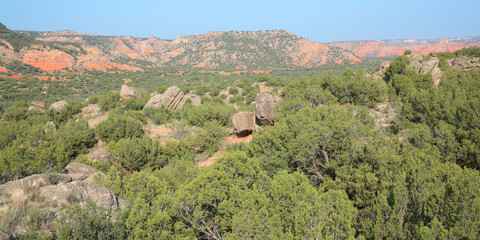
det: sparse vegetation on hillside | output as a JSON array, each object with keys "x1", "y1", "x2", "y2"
[{"x1": 1, "y1": 30, "x2": 480, "y2": 240}]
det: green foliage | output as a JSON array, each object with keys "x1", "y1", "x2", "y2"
[
  {"x1": 95, "y1": 115, "x2": 143, "y2": 142},
  {"x1": 209, "y1": 87, "x2": 220, "y2": 97},
  {"x1": 228, "y1": 87, "x2": 238, "y2": 95},
  {"x1": 185, "y1": 120, "x2": 228, "y2": 155},
  {"x1": 181, "y1": 86, "x2": 190, "y2": 94},
  {"x1": 186, "y1": 101, "x2": 236, "y2": 127},
  {"x1": 54, "y1": 202, "x2": 124, "y2": 240},
  {"x1": 143, "y1": 106, "x2": 175, "y2": 125},
  {"x1": 454, "y1": 46, "x2": 480, "y2": 58},
  {"x1": 98, "y1": 92, "x2": 121, "y2": 111},
  {"x1": 385, "y1": 55, "x2": 410, "y2": 80},
  {"x1": 1, "y1": 101, "x2": 29, "y2": 121},
  {"x1": 107, "y1": 136, "x2": 161, "y2": 171},
  {"x1": 0, "y1": 22, "x2": 42, "y2": 52},
  {"x1": 156, "y1": 86, "x2": 168, "y2": 94},
  {"x1": 195, "y1": 85, "x2": 209, "y2": 95}
]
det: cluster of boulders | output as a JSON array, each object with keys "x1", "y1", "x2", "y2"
[
  {"x1": 0, "y1": 162, "x2": 125, "y2": 210},
  {"x1": 144, "y1": 86, "x2": 201, "y2": 110},
  {"x1": 232, "y1": 93, "x2": 276, "y2": 134}
]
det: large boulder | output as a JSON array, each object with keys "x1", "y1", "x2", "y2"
[
  {"x1": 232, "y1": 111, "x2": 257, "y2": 134},
  {"x1": 120, "y1": 84, "x2": 142, "y2": 99},
  {"x1": 81, "y1": 104, "x2": 101, "y2": 118},
  {"x1": 28, "y1": 101, "x2": 46, "y2": 111},
  {"x1": 144, "y1": 86, "x2": 187, "y2": 110},
  {"x1": 39, "y1": 181, "x2": 124, "y2": 209},
  {"x1": 89, "y1": 150, "x2": 116, "y2": 163},
  {"x1": 50, "y1": 100, "x2": 68, "y2": 112},
  {"x1": 63, "y1": 162, "x2": 98, "y2": 181},
  {"x1": 255, "y1": 93, "x2": 275, "y2": 125}
]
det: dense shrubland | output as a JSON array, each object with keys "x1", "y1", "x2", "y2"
[{"x1": 1, "y1": 49, "x2": 480, "y2": 239}]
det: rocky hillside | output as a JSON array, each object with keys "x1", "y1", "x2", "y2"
[
  {"x1": 0, "y1": 22, "x2": 362, "y2": 73},
  {"x1": 327, "y1": 38, "x2": 480, "y2": 58}
]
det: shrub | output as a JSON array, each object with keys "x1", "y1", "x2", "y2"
[
  {"x1": 95, "y1": 116, "x2": 143, "y2": 142},
  {"x1": 143, "y1": 106, "x2": 175, "y2": 125}
]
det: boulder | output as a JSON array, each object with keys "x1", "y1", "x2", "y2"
[
  {"x1": 88, "y1": 114, "x2": 108, "y2": 128},
  {"x1": 81, "y1": 104, "x2": 100, "y2": 118},
  {"x1": 63, "y1": 162, "x2": 98, "y2": 181},
  {"x1": 120, "y1": 84, "x2": 142, "y2": 99},
  {"x1": 89, "y1": 150, "x2": 116, "y2": 163},
  {"x1": 50, "y1": 100, "x2": 68, "y2": 112},
  {"x1": 232, "y1": 111, "x2": 257, "y2": 133},
  {"x1": 255, "y1": 93, "x2": 275, "y2": 125},
  {"x1": 39, "y1": 181, "x2": 124, "y2": 209},
  {"x1": 44, "y1": 121, "x2": 57, "y2": 133},
  {"x1": 28, "y1": 101, "x2": 46, "y2": 111},
  {"x1": 144, "y1": 86, "x2": 187, "y2": 110}
]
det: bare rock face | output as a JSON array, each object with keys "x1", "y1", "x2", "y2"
[
  {"x1": 88, "y1": 114, "x2": 108, "y2": 128},
  {"x1": 144, "y1": 86, "x2": 188, "y2": 110},
  {"x1": 376, "y1": 61, "x2": 391, "y2": 78},
  {"x1": 186, "y1": 93, "x2": 202, "y2": 107},
  {"x1": 450, "y1": 57, "x2": 480, "y2": 71},
  {"x1": 28, "y1": 101, "x2": 46, "y2": 111},
  {"x1": 408, "y1": 53, "x2": 443, "y2": 85},
  {"x1": 63, "y1": 162, "x2": 98, "y2": 181},
  {"x1": 39, "y1": 181, "x2": 123, "y2": 209},
  {"x1": 232, "y1": 111, "x2": 257, "y2": 134},
  {"x1": 255, "y1": 93, "x2": 275, "y2": 125},
  {"x1": 81, "y1": 104, "x2": 100, "y2": 118},
  {"x1": 50, "y1": 100, "x2": 68, "y2": 112},
  {"x1": 120, "y1": 84, "x2": 142, "y2": 99},
  {"x1": 89, "y1": 150, "x2": 116, "y2": 163}
]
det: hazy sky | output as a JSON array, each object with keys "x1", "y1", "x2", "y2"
[{"x1": 2, "y1": 0, "x2": 479, "y2": 43}]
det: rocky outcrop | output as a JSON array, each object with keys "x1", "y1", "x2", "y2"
[
  {"x1": 144, "y1": 86, "x2": 187, "y2": 110},
  {"x1": 50, "y1": 100, "x2": 68, "y2": 112},
  {"x1": 63, "y1": 162, "x2": 98, "y2": 181},
  {"x1": 89, "y1": 150, "x2": 116, "y2": 163},
  {"x1": 120, "y1": 84, "x2": 142, "y2": 99},
  {"x1": 408, "y1": 53, "x2": 443, "y2": 85},
  {"x1": 39, "y1": 181, "x2": 124, "y2": 208},
  {"x1": 376, "y1": 61, "x2": 391, "y2": 78},
  {"x1": 232, "y1": 111, "x2": 257, "y2": 134},
  {"x1": 21, "y1": 47, "x2": 75, "y2": 72},
  {"x1": 328, "y1": 38, "x2": 480, "y2": 58},
  {"x1": 0, "y1": 162, "x2": 124, "y2": 210},
  {"x1": 28, "y1": 101, "x2": 46, "y2": 111},
  {"x1": 88, "y1": 114, "x2": 108, "y2": 128},
  {"x1": 255, "y1": 93, "x2": 275, "y2": 125},
  {"x1": 450, "y1": 57, "x2": 480, "y2": 71}
]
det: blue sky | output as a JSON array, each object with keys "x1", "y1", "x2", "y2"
[{"x1": 2, "y1": 0, "x2": 479, "y2": 43}]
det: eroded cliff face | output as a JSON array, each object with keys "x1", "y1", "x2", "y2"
[
  {"x1": 21, "y1": 46, "x2": 75, "y2": 71},
  {"x1": 328, "y1": 38, "x2": 480, "y2": 58},
  {"x1": 1, "y1": 29, "x2": 362, "y2": 72}
]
